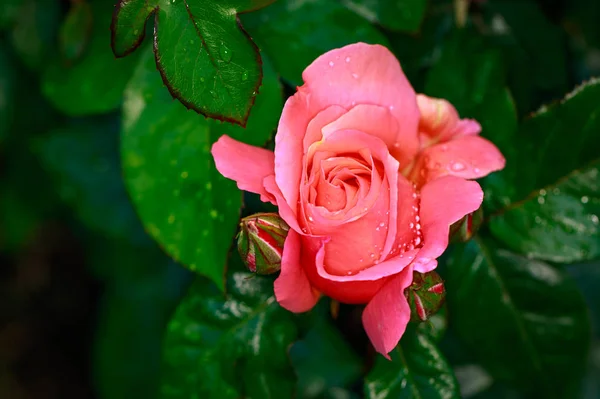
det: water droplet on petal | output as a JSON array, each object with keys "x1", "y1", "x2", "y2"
[
  {"x1": 352, "y1": 73, "x2": 359, "y2": 79},
  {"x1": 345, "y1": 56, "x2": 351, "y2": 63},
  {"x1": 329, "y1": 61, "x2": 335, "y2": 67},
  {"x1": 451, "y1": 162, "x2": 466, "y2": 171},
  {"x1": 308, "y1": 216, "x2": 314, "y2": 222},
  {"x1": 370, "y1": 253, "x2": 375, "y2": 258}
]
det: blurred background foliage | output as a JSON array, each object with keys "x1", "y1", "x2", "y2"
[{"x1": 0, "y1": 0, "x2": 599, "y2": 398}]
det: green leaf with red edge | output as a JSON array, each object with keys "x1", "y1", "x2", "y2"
[
  {"x1": 121, "y1": 46, "x2": 282, "y2": 289},
  {"x1": 364, "y1": 324, "x2": 460, "y2": 399},
  {"x1": 445, "y1": 236, "x2": 590, "y2": 398},
  {"x1": 111, "y1": 0, "x2": 276, "y2": 126}
]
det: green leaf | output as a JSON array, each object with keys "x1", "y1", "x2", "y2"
[
  {"x1": 9, "y1": 0, "x2": 60, "y2": 71},
  {"x1": 445, "y1": 237, "x2": 590, "y2": 398},
  {"x1": 341, "y1": 0, "x2": 428, "y2": 33},
  {"x1": 122, "y1": 46, "x2": 282, "y2": 288},
  {"x1": 58, "y1": 2, "x2": 93, "y2": 63},
  {"x1": 485, "y1": 0, "x2": 567, "y2": 94},
  {"x1": 242, "y1": 0, "x2": 390, "y2": 86},
  {"x1": 161, "y1": 256, "x2": 298, "y2": 399},
  {"x1": 111, "y1": 0, "x2": 276, "y2": 126},
  {"x1": 290, "y1": 317, "x2": 362, "y2": 399},
  {"x1": 364, "y1": 324, "x2": 460, "y2": 399},
  {"x1": 34, "y1": 115, "x2": 150, "y2": 247},
  {"x1": 41, "y1": 0, "x2": 141, "y2": 115},
  {"x1": 487, "y1": 80, "x2": 600, "y2": 263}
]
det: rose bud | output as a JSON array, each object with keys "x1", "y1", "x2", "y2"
[
  {"x1": 449, "y1": 206, "x2": 483, "y2": 243},
  {"x1": 237, "y1": 213, "x2": 289, "y2": 275},
  {"x1": 405, "y1": 270, "x2": 446, "y2": 322}
]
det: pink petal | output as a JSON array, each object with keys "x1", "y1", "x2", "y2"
[
  {"x1": 262, "y1": 175, "x2": 302, "y2": 234},
  {"x1": 275, "y1": 94, "x2": 345, "y2": 212},
  {"x1": 414, "y1": 176, "x2": 483, "y2": 272},
  {"x1": 211, "y1": 135, "x2": 275, "y2": 204},
  {"x1": 274, "y1": 229, "x2": 320, "y2": 312},
  {"x1": 417, "y1": 94, "x2": 482, "y2": 146},
  {"x1": 321, "y1": 104, "x2": 401, "y2": 160},
  {"x1": 302, "y1": 236, "x2": 389, "y2": 304},
  {"x1": 302, "y1": 43, "x2": 420, "y2": 166},
  {"x1": 362, "y1": 265, "x2": 414, "y2": 358},
  {"x1": 412, "y1": 135, "x2": 506, "y2": 186}
]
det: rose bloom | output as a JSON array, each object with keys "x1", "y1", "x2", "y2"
[{"x1": 212, "y1": 43, "x2": 505, "y2": 357}]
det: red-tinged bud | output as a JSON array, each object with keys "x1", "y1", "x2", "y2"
[
  {"x1": 405, "y1": 270, "x2": 446, "y2": 322},
  {"x1": 237, "y1": 213, "x2": 289, "y2": 275},
  {"x1": 449, "y1": 206, "x2": 483, "y2": 243}
]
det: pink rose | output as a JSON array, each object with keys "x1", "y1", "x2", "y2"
[{"x1": 212, "y1": 43, "x2": 505, "y2": 357}]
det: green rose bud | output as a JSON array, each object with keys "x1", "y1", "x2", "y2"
[
  {"x1": 237, "y1": 213, "x2": 289, "y2": 275},
  {"x1": 449, "y1": 206, "x2": 483, "y2": 243},
  {"x1": 405, "y1": 270, "x2": 446, "y2": 322}
]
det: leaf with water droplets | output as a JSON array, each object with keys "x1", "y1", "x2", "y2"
[
  {"x1": 161, "y1": 254, "x2": 298, "y2": 398},
  {"x1": 121, "y1": 47, "x2": 282, "y2": 289},
  {"x1": 445, "y1": 236, "x2": 590, "y2": 398},
  {"x1": 364, "y1": 323, "x2": 460, "y2": 399},
  {"x1": 487, "y1": 80, "x2": 600, "y2": 263},
  {"x1": 111, "y1": 0, "x2": 276, "y2": 126}
]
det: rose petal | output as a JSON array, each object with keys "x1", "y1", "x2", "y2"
[
  {"x1": 417, "y1": 94, "x2": 482, "y2": 146},
  {"x1": 274, "y1": 230, "x2": 320, "y2": 312},
  {"x1": 412, "y1": 135, "x2": 506, "y2": 186},
  {"x1": 302, "y1": 43, "x2": 420, "y2": 166},
  {"x1": 263, "y1": 175, "x2": 303, "y2": 233},
  {"x1": 414, "y1": 176, "x2": 483, "y2": 272},
  {"x1": 362, "y1": 264, "x2": 414, "y2": 358},
  {"x1": 211, "y1": 135, "x2": 276, "y2": 204},
  {"x1": 321, "y1": 104, "x2": 402, "y2": 161},
  {"x1": 302, "y1": 236, "x2": 388, "y2": 303},
  {"x1": 275, "y1": 95, "x2": 346, "y2": 213}
]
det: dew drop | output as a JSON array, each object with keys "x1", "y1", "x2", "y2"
[
  {"x1": 414, "y1": 237, "x2": 421, "y2": 245},
  {"x1": 241, "y1": 71, "x2": 249, "y2": 81},
  {"x1": 451, "y1": 162, "x2": 466, "y2": 171},
  {"x1": 581, "y1": 196, "x2": 589, "y2": 204},
  {"x1": 537, "y1": 196, "x2": 545, "y2": 205},
  {"x1": 539, "y1": 189, "x2": 547, "y2": 196},
  {"x1": 308, "y1": 216, "x2": 314, "y2": 222},
  {"x1": 409, "y1": 223, "x2": 414, "y2": 228},
  {"x1": 351, "y1": 73, "x2": 359, "y2": 79},
  {"x1": 440, "y1": 145, "x2": 448, "y2": 152},
  {"x1": 474, "y1": 167, "x2": 481, "y2": 174},
  {"x1": 200, "y1": 77, "x2": 205, "y2": 82},
  {"x1": 329, "y1": 61, "x2": 335, "y2": 67},
  {"x1": 209, "y1": 90, "x2": 217, "y2": 98},
  {"x1": 345, "y1": 56, "x2": 351, "y2": 63},
  {"x1": 416, "y1": 223, "x2": 421, "y2": 230},
  {"x1": 370, "y1": 253, "x2": 375, "y2": 258},
  {"x1": 219, "y1": 43, "x2": 232, "y2": 62},
  {"x1": 591, "y1": 215, "x2": 599, "y2": 225},
  {"x1": 379, "y1": 222, "x2": 385, "y2": 227}
]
